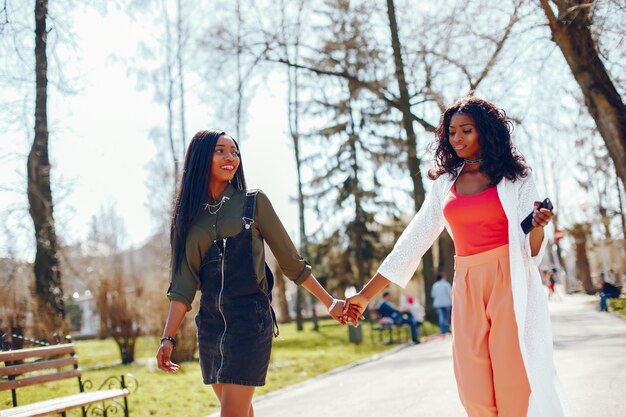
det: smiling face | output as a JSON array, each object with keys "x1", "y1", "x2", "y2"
[
  {"x1": 211, "y1": 135, "x2": 240, "y2": 184},
  {"x1": 448, "y1": 112, "x2": 481, "y2": 161}
]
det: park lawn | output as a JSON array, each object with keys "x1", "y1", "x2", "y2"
[
  {"x1": 1, "y1": 320, "x2": 440, "y2": 417},
  {"x1": 608, "y1": 298, "x2": 626, "y2": 316}
]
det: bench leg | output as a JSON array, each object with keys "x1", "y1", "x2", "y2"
[{"x1": 122, "y1": 374, "x2": 129, "y2": 417}]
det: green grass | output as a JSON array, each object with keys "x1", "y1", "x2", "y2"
[
  {"x1": 608, "y1": 298, "x2": 626, "y2": 316},
  {"x1": 1, "y1": 319, "x2": 439, "y2": 416}
]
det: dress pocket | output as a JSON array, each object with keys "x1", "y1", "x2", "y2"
[{"x1": 255, "y1": 300, "x2": 270, "y2": 335}]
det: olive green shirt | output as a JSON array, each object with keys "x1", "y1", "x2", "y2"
[{"x1": 167, "y1": 185, "x2": 311, "y2": 310}]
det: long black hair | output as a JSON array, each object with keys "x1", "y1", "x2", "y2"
[
  {"x1": 428, "y1": 96, "x2": 529, "y2": 186},
  {"x1": 170, "y1": 129, "x2": 247, "y2": 272}
]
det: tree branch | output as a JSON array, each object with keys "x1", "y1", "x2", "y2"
[
  {"x1": 470, "y1": 0, "x2": 522, "y2": 92},
  {"x1": 420, "y1": 48, "x2": 473, "y2": 86},
  {"x1": 539, "y1": 0, "x2": 558, "y2": 24},
  {"x1": 267, "y1": 57, "x2": 437, "y2": 132}
]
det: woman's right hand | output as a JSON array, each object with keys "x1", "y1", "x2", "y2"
[{"x1": 156, "y1": 340, "x2": 180, "y2": 373}]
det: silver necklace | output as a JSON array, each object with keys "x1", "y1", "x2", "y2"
[
  {"x1": 204, "y1": 196, "x2": 230, "y2": 215},
  {"x1": 463, "y1": 158, "x2": 483, "y2": 164}
]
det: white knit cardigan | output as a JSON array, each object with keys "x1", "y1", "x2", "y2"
[{"x1": 377, "y1": 169, "x2": 572, "y2": 417}]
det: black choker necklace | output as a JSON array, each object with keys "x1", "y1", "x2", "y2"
[{"x1": 463, "y1": 158, "x2": 483, "y2": 164}]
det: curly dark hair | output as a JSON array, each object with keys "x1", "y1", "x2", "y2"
[{"x1": 428, "y1": 96, "x2": 529, "y2": 186}]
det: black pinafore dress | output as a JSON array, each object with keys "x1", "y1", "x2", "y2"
[{"x1": 195, "y1": 191, "x2": 278, "y2": 386}]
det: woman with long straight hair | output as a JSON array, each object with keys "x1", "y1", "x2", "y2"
[
  {"x1": 157, "y1": 129, "x2": 349, "y2": 417},
  {"x1": 344, "y1": 97, "x2": 572, "y2": 417}
]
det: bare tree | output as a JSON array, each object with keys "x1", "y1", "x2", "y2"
[
  {"x1": 96, "y1": 274, "x2": 142, "y2": 364},
  {"x1": 196, "y1": 0, "x2": 267, "y2": 139},
  {"x1": 280, "y1": 0, "x2": 314, "y2": 331},
  {"x1": 28, "y1": 0, "x2": 65, "y2": 336},
  {"x1": 89, "y1": 205, "x2": 144, "y2": 363},
  {"x1": 176, "y1": 0, "x2": 187, "y2": 153},
  {"x1": 385, "y1": 0, "x2": 439, "y2": 319},
  {"x1": 539, "y1": 0, "x2": 626, "y2": 186},
  {"x1": 264, "y1": 0, "x2": 522, "y2": 320},
  {"x1": 302, "y1": 0, "x2": 388, "y2": 294}
]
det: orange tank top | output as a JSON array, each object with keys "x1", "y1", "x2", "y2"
[{"x1": 442, "y1": 182, "x2": 509, "y2": 256}]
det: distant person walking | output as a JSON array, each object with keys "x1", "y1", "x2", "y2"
[
  {"x1": 431, "y1": 273, "x2": 452, "y2": 334},
  {"x1": 156, "y1": 130, "x2": 350, "y2": 417}
]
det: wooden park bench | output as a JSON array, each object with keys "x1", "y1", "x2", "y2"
[
  {"x1": 0, "y1": 338, "x2": 137, "y2": 417},
  {"x1": 368, "y1": 311, "x2": 413, "y2": 344}
]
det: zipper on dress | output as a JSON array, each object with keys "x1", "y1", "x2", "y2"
[{"x1": 216, "y1": 238, "x2": 228, "y2": 380}]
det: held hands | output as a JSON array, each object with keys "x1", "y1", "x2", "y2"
[
  {"x1": 342, "y1": 293, "x2": 369, "y2": 327},
  {"x1": 156, "y1": 340, "x2": 180, "y2": 373},
  {"x1": 532, "y1": 201, "x2": 554, "y2": 228},
  {"x1": 328, "y1": 299, "x2": 360, "y2": 327},
  {"x1": 327, "y1": 299, "x2": 363, "y2": 327}
]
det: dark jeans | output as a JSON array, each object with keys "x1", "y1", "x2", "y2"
[
  {"x1": 393, "y1": 313, "x2": 421, "y2": 343},
  {"x1": 600, "y1": 291, "x2": 619, "y2": 311},
  {"x1": 436, "y1": 306, "x2": 452, "y2": 333}
]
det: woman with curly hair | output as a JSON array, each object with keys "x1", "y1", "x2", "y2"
[{"x1": 345, "y1": 97, "x2": 572, "y2": 417}]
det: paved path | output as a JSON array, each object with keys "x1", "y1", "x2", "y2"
[{"x1": 208, "y1": 293, "x2": 626, "y2": 417}]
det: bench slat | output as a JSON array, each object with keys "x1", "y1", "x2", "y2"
[
  {"x1": 0, "y1": 357, "x2": 78, "y2": 378},
  {"x1": 0, "y1": 345, "x2": 75, "y2": 363},
  {"x1": 0, "y1": 389, "x2": 129, "y2": 417},
  {"x1": 0, "y1": 370, "x2": 81, "y2": 392}
]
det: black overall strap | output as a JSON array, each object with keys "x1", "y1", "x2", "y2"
[
  {"x1": 243, "y1": 190, "x2": 280, "y2": 337},
  {"x1": 242, "y1": 190, "x2": 259, "y2": 229}
]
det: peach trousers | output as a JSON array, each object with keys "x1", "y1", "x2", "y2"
[{"x1": 451, "y1": 244, "x2": 530, "y2": 417}]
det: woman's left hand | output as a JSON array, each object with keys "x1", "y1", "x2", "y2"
[
  {"x1": 329, "y1": 300, "x2": 348, "y2": 326},
  {"x1": 156, "y1": 341, "x2": 180, "y2": 373},
  {"x1": 532, "y1": 202, "x2": 554, "y2": 228}
]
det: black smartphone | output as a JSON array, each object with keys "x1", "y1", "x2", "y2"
[{"x1": 521, "y1": 198, "x2": 554, "y2": 234}]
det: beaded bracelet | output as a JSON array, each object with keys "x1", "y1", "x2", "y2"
[{"x1": 160, "y1": 336, "x2": 176, "y2": 348}]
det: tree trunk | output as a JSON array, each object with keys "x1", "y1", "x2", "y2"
[
  {"x1": 294, "y1": 127, "x2": 314, "y2": 330},
  {"x1": 616, "y1": 175, "x2": 626, "y2": 253},
  {"x1": 282, "y1": 0, "x2": 311, "y2": 331},
  {"x1": 273, "y1": 266, "x2": 291, "y2": 323},
  {"x1": 235, "y1": 0, "x2": 243, "y2": 139},
  {"x1": 437, "y1": 230, "x2": 455, "y2": 286},
  {"x1": 540, "y1": 0, "x2": 626, "y2": 186},
  {"x1": 176, "y1": 0, "x2": 187, "y2": 154},
  {"x1": 386, "y1": 0, "x2": 437, "y2": 321},
  {"x1": 162, "y1": 0, "x2": 179, "y2": 189},
  {"x1": 347, "y1": 91, "x2": 367, "y2": 288},
  {"x1": 29, "y1": 0, "x2": 64, "y2": 336},
  {"x1": 552, "y1": 214, "x2": 567, "y2": 272},
  {"x1": 570, "y1": 223, "x2": 594, "y2": 294}
]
